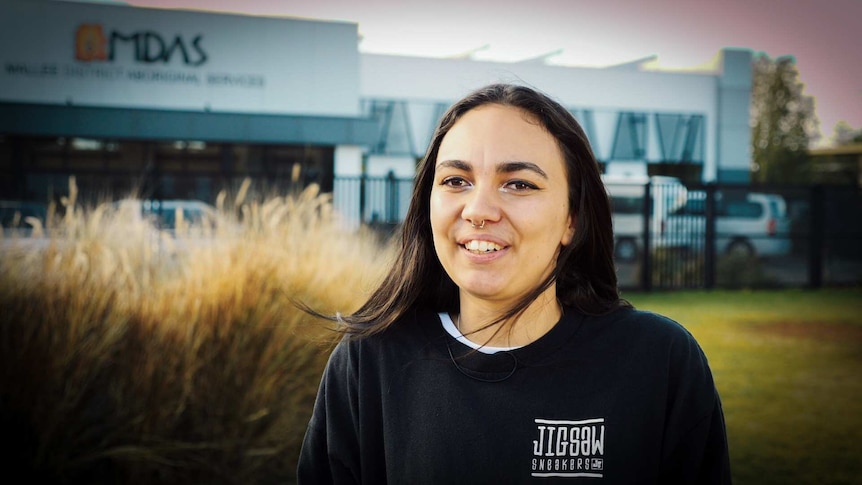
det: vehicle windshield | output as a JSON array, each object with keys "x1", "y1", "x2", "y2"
[
  {"x1": 723, "y1": 201, "x2": 763, "y2": 218},
  {"x1": 672, "y1": 198, "x2": 704, "y2": 216},
  {"x1": 611, "y1": 195, "x2": 653, "y2": 215}
]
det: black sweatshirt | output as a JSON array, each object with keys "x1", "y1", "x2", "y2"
[{"x1": 298, "y1": 306, "x2": 731, "y2": 484}]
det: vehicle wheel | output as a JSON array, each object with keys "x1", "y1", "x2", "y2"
[
  {"x1": 726, "y1": 239, "x2": 756, "y2": 258},
  {"x1": 615, "y1": 238, "x2": 638, "y2": 262}
]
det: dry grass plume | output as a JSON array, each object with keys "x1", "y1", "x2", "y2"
[{"x1": 0, "y1": 177, "x2": 393, "y2": 483}]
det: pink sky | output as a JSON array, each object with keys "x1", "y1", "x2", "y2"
[{"x1": 118, "y1": 0, "x2": 862, "y2": 146}]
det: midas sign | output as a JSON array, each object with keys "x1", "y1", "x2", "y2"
[{"x1": 75, "y1": 24, "x2": 208, "y2": 66}]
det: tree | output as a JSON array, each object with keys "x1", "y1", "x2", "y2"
[
  {"x1": 750, "y1": 54, "x2": 820, "y2": 184},
  {"x1": 831, "y1": 120, "x2": 862, "y2": 146}
]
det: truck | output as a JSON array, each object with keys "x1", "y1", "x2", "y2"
[{"x1": 603, "y1": 175, "x2": 688, "y2": 262}]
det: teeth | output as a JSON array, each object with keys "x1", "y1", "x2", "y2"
[{"x1": 465, "y1": 240, "x2": 502, "y2": 253}]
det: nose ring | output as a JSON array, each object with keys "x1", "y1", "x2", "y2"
[{"x1": 471, "y1": 219, "x2": 485, "y2": 229}]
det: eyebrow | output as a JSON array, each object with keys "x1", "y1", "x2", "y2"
[{"x1": 436, "y1": 160, "x2": 548, "y2": 179}]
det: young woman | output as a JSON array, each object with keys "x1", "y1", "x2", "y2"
[{"x1": 298, "y1": 84, "x2": 731, "y2": 484}]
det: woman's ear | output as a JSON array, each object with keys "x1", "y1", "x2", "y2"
[{"x1": 561, "y1": 213, "x2": 576, "y2": 246}]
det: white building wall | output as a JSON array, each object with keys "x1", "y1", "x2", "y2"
[
  {"x1": 333, "y1": 145, "x2": 364, "y2": 229},
  {"x1": 715, "y1": 49, "x2": 754, "y2": 182},
  {"x1": 361, "y1": 53, "x2": 718, "y2": 110},
  {"x1": 334, "y1": 145, "x2": 364, "y2": 176},
  {"x1": 360, "y1": 50, "x2": 752, "y2": 183},
  {"x1": 0, "y1": 0, "x2": 361, "y2": 117},
  {"x1": 333, "y1": 148, "x2": 416, "y2": 228}
]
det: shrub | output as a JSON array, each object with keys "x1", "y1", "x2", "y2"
[
  {"x1": 716, "y1": 252, "x2": 778, "y2": 289},
  {"x1": 0, "y1": 178, "x2": 391, "y2": 483},
  {"x1": 649, "y1": 247, "x2": 705, "y2": 289}
]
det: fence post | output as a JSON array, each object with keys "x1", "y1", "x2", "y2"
[
  {"x1": 704, "y1": 183, "x2": 717, "y2": 289},
  {"x1": 359, "y1": 156, "x2": 367, "y2": 223},
  {"x1": 807, "y1": 185, "x2": 824, "y2": 289},
  {"x1": 641, "y1": 180, "x2": 652, "y2": 291},
  {"x1": 386, "y1": 170, "x2": 397, "y2": 222}
]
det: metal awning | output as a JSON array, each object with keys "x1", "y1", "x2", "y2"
[{"x1": 0, "y1": 102, "x2": 378, "y2": 146}]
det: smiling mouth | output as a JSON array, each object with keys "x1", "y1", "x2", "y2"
[{"x1": 463, "y1": 240, "x2": 504, "y2": 254}]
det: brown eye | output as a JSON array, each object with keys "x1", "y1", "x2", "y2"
[
  {"x1": 502, "y1": 180, "x2": 539, "y2": 192},
  {"x1": 442, "y1": 177, "x2": 470, "y2": 188}
]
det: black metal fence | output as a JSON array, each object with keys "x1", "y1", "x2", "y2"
[
  {"x1": 618, "y1": 184, "x2": 862, "y2": 290},
  {"x1": 592, "y1": 180, "x2": 859, "y2": 290},
  {"x1": 334, "y1": 172, "x2": 413, "y2": 233},
  {"x1": 339, "y1": 174, "x2": 862, "y2": 290}
]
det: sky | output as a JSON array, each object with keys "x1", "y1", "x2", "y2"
[{"x1": 83, "y1": 0, "x2": 862, "y2": 147}]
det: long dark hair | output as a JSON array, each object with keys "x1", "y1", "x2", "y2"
[{"x1": 333, "y1": 83, "x2": 627, "y2": 337}]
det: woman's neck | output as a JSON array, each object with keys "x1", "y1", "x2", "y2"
[{"x1": 456, "y1": 289, "x2": 562, "y2": 348}]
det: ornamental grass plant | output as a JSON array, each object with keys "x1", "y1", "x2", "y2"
[{"x1": 0, "y1": 178, "x2": 392, "y2": 483}]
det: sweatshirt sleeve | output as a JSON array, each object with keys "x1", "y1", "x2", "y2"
[
  {"x1": 658, "y1": 326, "x2": 732, "y2": 485},
  {"x1": 297, "y1": 339, "x2": 362, "y2": 485}
]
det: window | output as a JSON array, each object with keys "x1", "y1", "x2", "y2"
[
  {"x1": 611, "y1": 112, "x2": 647, "y2": 160},
  {"x1": 673, "y1": 199, "x2": 705, "y2": 216},
  {"x1": 611, "y1": 195, "x2": 652, "y2": 215},
  {"x1": 365, "y1": 100, "x2": 414, "y2": 155},
  {"x1": 569, "y1": 109, "x2": 600, "y2": 155},
  {"x1": 722, "y1": 201, "x2": 762, "y2": 218},
  {"x1": 655, "y1": 114, "x2": 704, "y2": 163}
]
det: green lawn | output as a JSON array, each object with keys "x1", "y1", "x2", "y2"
[{"x1": 626, "y1": 288, "x2": 862, "y2": 485}]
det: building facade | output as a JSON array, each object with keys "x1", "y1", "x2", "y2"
[
  {"x1": 0, "y1": 0, "x2": 376, "y2": 211},
  {"x1": 1, "y1": 0, "x2": 752, "y2": 226}
]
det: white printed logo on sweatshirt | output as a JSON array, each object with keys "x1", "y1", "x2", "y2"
[{"x1": 531, "y1": 418, "x2": 606, "y2": 478}]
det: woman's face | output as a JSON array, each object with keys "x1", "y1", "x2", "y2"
[{"x1": 430, "y1": 104, "x2": 575, "y2": 307}]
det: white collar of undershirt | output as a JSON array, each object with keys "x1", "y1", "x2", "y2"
[{"x1": 438, "y1": 312, "x2": 523, "y2": 355}]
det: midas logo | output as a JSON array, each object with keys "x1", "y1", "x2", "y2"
[
  {"x1": 76, "y1": 24, "x2": 108, "y2": 61},
  {"x1": 73, "y1": 23, "x2": 208, "y2": 66}
]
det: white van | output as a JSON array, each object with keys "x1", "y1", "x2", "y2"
[
  {"x1": 663, "y1": 191, "x2": 792, "y2": 258},
  {"x1": 111, "y1": 199, "x2": 220, "y2": 232},
  {"x1": 602, "y1": 175, "x2": 688, "y2": 262}
]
